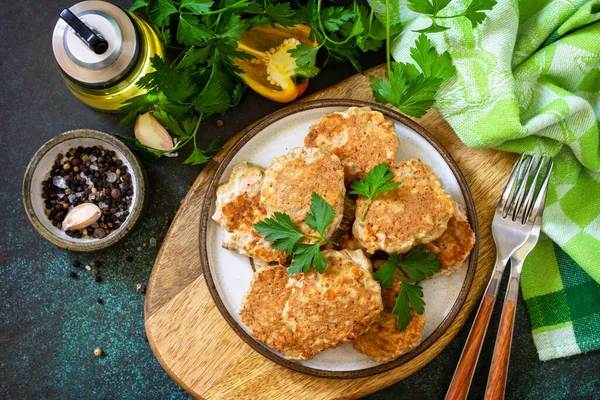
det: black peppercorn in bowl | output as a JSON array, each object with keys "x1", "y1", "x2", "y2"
[{"x1": 23, "y1": 129, "x2": 146, "y2": 252}]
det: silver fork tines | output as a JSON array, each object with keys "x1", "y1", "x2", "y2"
[
  {"x1": 526, "y1": 158, "x2": 553, "y2": 224},
  {"x1": 498, "y1": 153, "x2": 525, "y2": 215},
  {"x1": 506, "y1": 156, "x2": 534, "y2": 220}
]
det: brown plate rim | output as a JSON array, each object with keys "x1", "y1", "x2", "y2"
[{"x1": 199, "y1": 99, "x2": 479, "y2": 379}]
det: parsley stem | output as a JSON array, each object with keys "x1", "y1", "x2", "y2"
[
  {"x1": 385, "y1": 0, "x2": 391, "y2": 73},
  {"x1": 164, "y1": 113, "x2": 204, "y2": 154},
  {"x1": 361, "y1": 199, "x2": 371, "y2": 220},
  {"x1": 315, "y1": 0, "x2": 356, "y2": 46},
  {"x1": 434, "y1": 13, "x2": 466, "y2": 19},
  {"x1": 170, "y1": 50, "x2": 186, "y2": 68}
]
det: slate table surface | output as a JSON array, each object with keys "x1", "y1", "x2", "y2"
[{"x1": 1, "y1": 1, "x2": 599, "y2": 399}]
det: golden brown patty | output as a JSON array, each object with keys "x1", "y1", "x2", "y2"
[
  {"x1": 281, "y1": 250, "x2": 382, "y2": 358},
  {"x1": 353, "y1": 159, "x2": 455, "y2": 254},
  {"x1": 212, "y1": 162, "x2": 287, "y2": 264},
  {"x1": 426, "y1": 204, "x2": 475, "y2": 277},
  {"x1": 238, "y1": 266, "x2": 304, "y2": 359},
  {"x1": 261, "y1": 147, "x2": 345, "y2": 239},
  {"x1": 352, "y1": 261, "x2": 425, "y2": 363},
  {"x1": 305, "y1": 107, "x2": 399, "y2": 186}
]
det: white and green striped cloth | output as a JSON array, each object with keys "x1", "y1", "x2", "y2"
[{"x1": 391, "y1": 0, "x2": 600, "y2": 360}]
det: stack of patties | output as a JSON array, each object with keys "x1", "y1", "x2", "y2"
[
  {"x1": 212, "y1": 106, "x2": 475, "y2": 363},
  {"x1": 305, "y1": 107, "x2": 475, "y2": 362}
]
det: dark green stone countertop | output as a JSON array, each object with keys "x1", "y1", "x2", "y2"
[{"x1": 1, "y1": 1, "x2": 598, "y2": 399}]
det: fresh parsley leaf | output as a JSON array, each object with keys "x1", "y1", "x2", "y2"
[
  {"x1": 400, "y1": 245, "x2": 441, "y2": 281},
  {"x1": 192, "y1": 66, "x2": 233, "y2": 114},
  {"x1": 407, "y1": 0, "x2": 452, "y2": 15},
  {"x1": 177, "y1": 14, "x2": 214, "y2": 46},
  {"x1": 463, "y1": 0, "x2": 497, "y2": 27},
  {"x1": 254, "y1": 212, "x2": 305, "y2": 255},
  {"x1": 371, "y1": 37, "x2": 452, "y2": 118},
  {"x1": 264, "y1": 3, "x2": 298, "y2": 27},
  {"x1": 130, "y1": 0, "x2": 149, "y2": 13},
  {"x1": 148, "y1": 0, "x2": 178, "y2": 27},
  {"x1": 117, "y1": 91, "x2": 159, "y2": 127},
  {"x1": 320, "y1": 6, "x2": 355, "y2": 32},
  {"x1": 393, "y1": 279, "x2": 425, "y2": 331},
  {"x1": 370, "y1": 63, "x2": 405, "y2": 106},
  {"x1": 289, "y1": 243, "x2": 328, "y2": 274},
  {"x1": 183, "y1": 141, "x2": 219, "y2": 165},
  {"x1": 373, "y1": 248, "x2": 440, "y2": 331},
  {"x1": 350, "y1": 163, "x2": 401, "y2": 219},
  {"x1": 140, "y1": 56, "x2": 196, "y2": 104},
  {"x1": 177, "y1": 46, "x2": 211, "y2": 69},
  {"x1": 414, "y1": 20, "x2": 450, "y2": 33},
  {"x1": 179, "y1": 0, "x2": 214, "y2": 14},
  {"x1": 396, "y1": 74, "x2": 442, "y2": 117},
  {"x1": 410, "y1": 34, "x2": 455, "y2": 79},
  {"x1": 372, "y1": 254, "x2": 401, "y2": 289},
  {"x1": 112, "y1": 134, "x2": 161, "y2": 160},
  {"x1": 289, "y1": 44, "x2": 321, "y2": 78},
  {"x1": 305, "y1": 192, "x2": 335, "y2": 236},
  {"x1": 255, "y1": 192, "x2": 336, "y2": 274},
  {"x1": 408, "y1": 0, "x2": 496, "y2": 32}
]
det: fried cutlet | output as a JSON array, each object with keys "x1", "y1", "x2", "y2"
[
  {"x1": 353, "y1": 159, "x2": 455, "y2": 254},
  {"x1": 281, "y1": 250, "x2": 383, "y2": 358},
  {"x1": 305, "y1": 107, "x2": 399, "y2": 186},
  {"x1": 238, "y1": 266, "x2": 304, "y2": 359},
  {"x1": 352, "y1": 261, "x2": 426, "y2": 362},
  {"x1": 212, "y1": 162, "x2": 287, "y2": 264},
  {"x1": 261, "y1": 147, "x2": 345, "y2": 239},
  {"x1": 426, "y1": 203, "x2": 475, "y2": 277}
]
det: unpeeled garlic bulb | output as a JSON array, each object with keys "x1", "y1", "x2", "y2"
[
  {"x1": 134, "y1": 112, "x2": 175, "y2": 151},
  {"x1": 62, "y1": 203, "x2": 102, "y2": 231}
]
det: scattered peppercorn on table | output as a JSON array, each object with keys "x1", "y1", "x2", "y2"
[{"x1": 2, "y1": 0, "x2": 599, "y2": 399}]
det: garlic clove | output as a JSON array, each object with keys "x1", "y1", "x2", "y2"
[
  {"x1": 62, "y1": 203, "x2": 102, "y2": 231},
  {"x1": 134, "y1": 112, "x2": 175, "y2": 151}
]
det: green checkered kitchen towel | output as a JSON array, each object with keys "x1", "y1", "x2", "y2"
[{"x1": 391, "y1": 0, "x2": 600, "y2": 360}]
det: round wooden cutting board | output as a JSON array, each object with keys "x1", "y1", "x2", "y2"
[{"x1": 144, "y1": 64, "x2": 518, "y2": 399}]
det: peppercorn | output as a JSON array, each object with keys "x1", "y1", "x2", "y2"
[
  {"x1": 216, "y1": 119, "x2": 224, "y2": 128},
  {"x1": 95, "y1": 276, "x2": 102, "y2": 283},
  {"x1": 68, "y1": 271, "x2": 78, "y2": 279},
  {"x1": 126, "y1": 255, "x2": 134, "y2": 262},
  {"x1": 63, "y1": 163, "x2": 70, "y2": 170},
  {"x1": 97, "y1": 298, "x2": 104, "y2": 305},
  {"x1": 94, "y1": 348, "x2": 103, "y2": 357},
  {"x1": 72, "y1": 260, "x2": 82, "y2": 268},
  {"x1": 91, "y1": 268, "x2": 99, "y2": 276}
]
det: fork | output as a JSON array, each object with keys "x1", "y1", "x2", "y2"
[
  {"x1": 446, "y1": 154, "x2": 553, "y2": 400},
  {"x1": 485, "y1": 158, "x2": 553, "y2": 400}
]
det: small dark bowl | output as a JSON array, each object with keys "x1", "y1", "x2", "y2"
[{"x1": 23, "y1": 129, "x2": 146, "y2": 252}]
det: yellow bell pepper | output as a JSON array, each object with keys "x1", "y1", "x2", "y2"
[{"x1": 235, "y1": 24, "x2": 317, "y2": 103}]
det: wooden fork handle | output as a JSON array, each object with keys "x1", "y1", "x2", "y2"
[
  {"x1": 446, "y1": 293, "x2": 496, "y2": 400},
  {"x1": 485, "y1": 299, "x2": 517, "y2": 399}
]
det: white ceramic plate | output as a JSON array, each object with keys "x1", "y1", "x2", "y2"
[{"x1": 200, "y1": 100, "x2": 477, "y2": 378}]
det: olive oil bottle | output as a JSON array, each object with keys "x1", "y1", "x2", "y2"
[{"x1": 52, "y1": 1, "x2": 163, "y2": 111}]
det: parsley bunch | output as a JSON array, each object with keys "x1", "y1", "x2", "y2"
[
  {"x1": 407, "y1": 0, "x2": 497, "y2": 33},
  {"x1": 373, "y1": 247, "x2": 441, "y2": 331},
  {"x1": 121, "y1": 0, "x2": 300, "y2": 164},
  {"x1": 120, "y1": 0, "x2": 496, "y2": 164},
  {"x1": 368, "y1": 0, "x2": 495, "y2": 117},
  {"x1": 254, "y1": 192, "x2": 337, "y2": 275},
  {"x1": 350, "y1": 163, "x2": 400, "y2": 219}
]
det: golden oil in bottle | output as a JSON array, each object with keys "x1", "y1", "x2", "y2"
[{"x1": 52, "y1": 1, "x2": 163, "y2": 111}]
